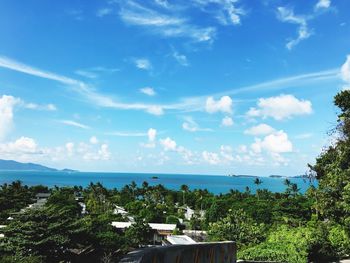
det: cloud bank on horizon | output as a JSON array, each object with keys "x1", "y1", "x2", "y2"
[{"x1": 0, "y1": 0, "x2": 349, "y2": 175}]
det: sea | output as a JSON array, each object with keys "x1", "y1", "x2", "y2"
[{"x1": 0, "y1": 171, "x2": 317, "y2": 194}]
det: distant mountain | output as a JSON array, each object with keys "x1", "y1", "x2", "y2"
[{"x1": 0, "y1": 159, "x2": 77, "y2": 172}]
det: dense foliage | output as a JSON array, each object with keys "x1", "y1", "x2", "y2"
[{"x1": 0, "y1": 91, "x2": 349, "y2": 262}]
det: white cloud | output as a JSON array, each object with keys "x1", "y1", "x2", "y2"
[
  {"x1": 78, "y1": 141, "x2": 111, "y2": 161},
  {"x1": 270, "y1": 152, "x2": 289, "y2": 166},
  {"x1": 182, "y1": 122, "x2": 196, "y2": 132},
  {"x1": 97, "y1": 8, "x2": 113, "y2": 17},
  {"x1": 66, "y1": 142, "x2": 74, "y2": 156},
  {"x1": 159, "y1": 137, "x2": 177, "y2": 151},
  {"x1": 247, "y1": 94, "x2": 312, "y2": 120},
  {"x1": 277, "y1": 7, "x2": 311, "y2": 50},
  {"x1": 251, "y1": 130, "x2": 293, "y2": 154},
  {"x1": 118, "y1": 1, "x2": 216, "y2": 43},
  {"x1": 244, "y1": 123, "x2": 275, "y2": 136},
  {"x1": 205, "y1": 96, "x2": 233, "y2": 114},
  {"x1": 90, "y1": 136, "x2": 99, "y2": 144},
  {"x1": 220, "y1": 145, "x2": 234, "y2": 162},
  {"x1": 202, "y1": 151, "x2": 220, "y2": 165},
  {"x1": 146, "y1": 105, "x2": 163, "y2": 115},
  {"x1": 142, "y1": 128, "x2": 157, "y2": 148},
  {"x1": 341, "y1": 55, "x2": 350, "y2": 90},
  {"x1": 238, "y1": 145, "x2": 248, "y2": 153},
  {"x1": 177, "y1": 146, "x2": 196, "y2": 165},
  {"x1": 7, "y1": 137, "x2": 39, "y2": 154},
  {"x1": 134, "y1": 58, "x2": 152, "y2": 70},
  {"x1": 172, "y1": 51, "x2": 189, "y2": 66},
  {"x1": 98, "y1": 144, "x2": 111, "y2": 160},
  {"x1": 140, "y1": 87, "x2": 156, "y2": 96},
  {"x1": 315, "y1": 0, "x2": 331, "y2": 10},
  {"x1": 0, "y1": 137, "x2": 44, "y2": 162},
  {"x1": 0, "y1": 95, "x2": 20, "y2": 141},
  {"x1": 60, "y1": 120, "x2": 90, "y2": 129},
  {"x1": 221, "y1": 116, "x2": 233, "y2": 127},
  {"x1": 148, "y1": 128, "x2": 157, "y2": 142},
  {"x1": 0, "y1": 136, "x2": 112, "y2": 164},
  {"x1": 182, "y1": 117, "x2": 212, "y2": 132}
]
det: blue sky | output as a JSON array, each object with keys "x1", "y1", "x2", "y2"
[{"x1": 0, "y1": 0, "x2": 349, "y2": 176}]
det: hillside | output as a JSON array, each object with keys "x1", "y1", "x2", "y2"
[{"x1": 0, "y1": 159, "x2": 75, "y2": 172}]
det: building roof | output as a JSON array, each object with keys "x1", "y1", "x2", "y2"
[
  {"x1": 111, "y1": 222, "x2": 132, "y2": 228},
  {"x1": 166, "y1": 235, "x2": 196, "y2": 245},
  {"x1": 149, "y1": 223, "x2": 176, "y2": 231},
  {"x1": 36, "y1": 193, "x2": 50, "y2": 198},
  {"x1": 111, "y1": 222, "x2": 176, "y2": 231}
]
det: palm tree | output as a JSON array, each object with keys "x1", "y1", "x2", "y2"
[
  {"x1": 284, "y1": 179, "x2": 292, "y2": 197},
  {"x1": 180, "y1": 184, "x2": 189, "y2": 205},
  {"x1": 130, "y1": 181, "x2": 137, "y2": 197},
  {"x1": 254, "y1": 178, "x2": 262, "y2": 200},
  {"x1": 254, "y1": 178, "x2": 262, "y2": 187}
]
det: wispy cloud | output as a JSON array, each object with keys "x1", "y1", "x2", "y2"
[
  {"x1": 172, "y1": 51, "x2": 189, "y2": 66},
  {"x1": 277, "y1": 7, "x2": 311, "y2": 50},
  {"x1": 134, "y1": 58, "x2": 152, "y2": 70},
  {"x1": 105, "y1": 131, "x2": 148, "y2": 137},
  {"x1": 276, "y1": 2, "x2": 332, "y2": 50},
  {"x1": 118, "y1": 1, "x2": 216, "y2": 43},
  {"x1": 66, "y1": 9, "x2": 84, "y2": 21},
  {"x1": 97, "y1": 8, "x2": 113, "y2": 17},
  {"x1": 194, "y1": 0, "x2": 245, "y2": 26},
  {"x1": 24, "y1": 103, "x2": 57, "y2": 111},
  {"x1": 182, "y1": 117, "x2": 212, "y2": 132},
  {"x1": 75, "y1": 70, "x2": 98, "y2": 79},
  {"x1": 59, "y1": 120, "x2": 90, "y2": 129},
  {"x1": 154, "y1": 0, "x2": 170, "y2": 9},
  {"x1": 0, "y1": 56, "x2": 166, "y2": 115},
  {"x1": 74, "y1": 66, "x2": 120, "y2": 79},
  {"x1": 315, "y1": 0, "x2": 331, "y2": 10},
  {"x1": 0, "y1": 55, "x2": 340, "y2": 116},
  {"x1": 75, "y1": 66, "x2": 119, "y2": 79}
]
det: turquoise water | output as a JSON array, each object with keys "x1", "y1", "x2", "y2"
[{"x1": 0, "y1": 171, "x2": 316, "y2": 194}]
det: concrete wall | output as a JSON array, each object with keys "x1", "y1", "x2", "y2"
[{"x1": 120, "y1": 241, "x2": 236, "y2": 263}]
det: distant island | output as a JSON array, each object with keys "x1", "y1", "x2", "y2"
[
  {"x1": 0, "y1": 159, "x2": 77, "y2": 172},
  {"x1": 269, "y1": 175, "x2": 285, "y2": 178},
  {"x1": 228, "y1": 174, "x2": 258, "y2": 178}
]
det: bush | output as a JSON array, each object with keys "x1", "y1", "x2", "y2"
[
  {"x1": 328, "y1": 224, "x2": 350, "y2": 257},
  {"x1": 238, "y1": 222, "x2": 343, "y2": 263},
  {"x1": 0, "y1": 256, "x2": 43, "y2": 263},
  {"x1": 208, "y1": 209, "x2": 265, "y2": 248},
  {"x1": 166, "y1": 215, "x2": 179, "y2": 224}
]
